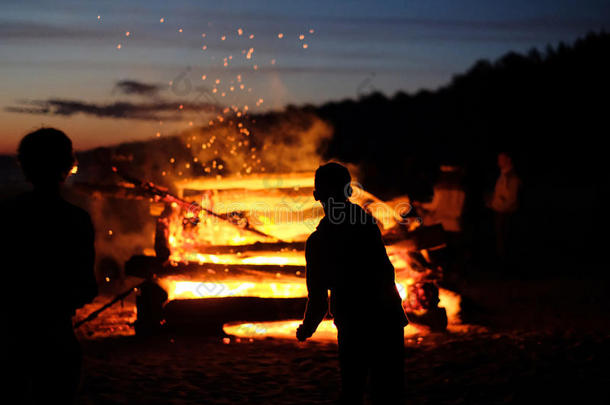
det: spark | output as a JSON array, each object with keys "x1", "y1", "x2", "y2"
[
  {"x1": 178, "y1": 28, "x2": 183, "y2": 33},
  {"x1": 237, "y1": 28, "x2": 243, "y2": 36},
  {"x1": 303, "y1": 43, "x2": 308, "y2": 49},
  {"x1": 160, "y1": 17, "x2": 165, "y2": 23},
  {"x1": 277, "y1": 33, "x2": 284, "y2": 39},
  {"x1": 201, "y1": 75, "x2": 207, "y2": 80},
  {"x1": 125, "y1": 31, "x2": 131, "y2": 37},
  {"x1": 201, "y1": 33, "x2": 206, "y2": 38},
  {"x1": 299, "y1": 34, "x2": 304, "y2": 40},
  {"x1": 221, "y1": 35, "x2": 226, "y2": 41},
  {"x1": 249, "y1": 34, "x2": 254, "y2": 39},
  {"x1": 309, "y1": 29, "x2": 315, "y2": 34},
  {"x1": 202, "y1": 45, "x2": 207, "y2": 50},
  {"x1": 116, "y1": 43, "x2": 122, "y2": 49}
]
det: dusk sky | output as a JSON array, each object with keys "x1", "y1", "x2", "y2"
[{"x1": 1, "y1": 0, "x2": 608, "y2": 153}]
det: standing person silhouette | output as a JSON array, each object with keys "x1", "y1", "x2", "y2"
[
  {"x1": 296, "y1": 163, "x2": 408, "y2": 405},
  {"x1": 488, "y1": 151, "x2": 522, "y2": 271},
  {"x1": 1, "y1": 128, "x2": 98, "y2": 404}
]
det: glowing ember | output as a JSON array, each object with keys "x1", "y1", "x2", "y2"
[{"x1": 224, "y1": 320, "x2": 424, "y2": 342}]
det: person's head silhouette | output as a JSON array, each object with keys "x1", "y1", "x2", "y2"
[
  {"x1": 497, "y1": 151, "x2": 515, "y2": 174},
  {"x1": 18, "y1": 127, "x2": 76, "y2": 191},
  {"x1": 313, "y1": 162, "x2": 352, "y2": 204}
]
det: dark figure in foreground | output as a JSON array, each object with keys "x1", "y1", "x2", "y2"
[
  {"x1": 0, "y1": 128, "x2": 98, "y2": 404},
  {"x1": 297, "y1": 163, "x2": 408, "y2": 405}
]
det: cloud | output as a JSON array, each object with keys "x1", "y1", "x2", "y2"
[
  {"x1": 5, "y1": 98, "x2": 222, "y2": 121},
  {"x1": 113, "y1": 80, "x2": 165, "y2": 96},
  {"x1": 0, "y1": 20, "x2": 111, "y2": 40}
]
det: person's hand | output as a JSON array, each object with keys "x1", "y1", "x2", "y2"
[{"x1": 296, "y1": 324, "x2": 309, "y2": 342}]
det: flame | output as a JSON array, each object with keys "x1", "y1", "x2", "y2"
[
  {"x1": 165, "y1": 172, "x2": 407, "y2": 263},
  {"x1": 159, "y1": 276, "x2": 308, "y2": 301},
  {"x1": 156, "y1": 171, "x2": 461, "y2": 340}
]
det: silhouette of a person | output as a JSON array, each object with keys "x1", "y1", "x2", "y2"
[
  {"x1": 1, "y1": 128, "x2": 98, "y2": 404},
  {"x1": 297, "y1": 163, "x2": 408, "y2": 405},
  {"x1": 487, "y1": 151, "x2": 521, "y2": 269}
]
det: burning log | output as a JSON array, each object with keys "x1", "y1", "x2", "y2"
[
  {"x1": 194, "y1": 241, "x2": 305, "y2": 254},
  {"x1": 114, "y1": 168, "x2": 283, "y2": 241},
  {"x1": 383, "y1": 223, "x2": 447, "y2": 250},
  {"x1": 72, "y1": 182, "x2": 151, "y2": 200},
  {"x1": 75, "y1": 282, "x2": 144, "y2": 329},
  {"x1": 163, "y1": 297, "x2": 307, "y2": 334},
  {"x1": 125, "y1": 255, "x2": 304, "y2": 279},
  {"x1": 404, "y1": 282, "x2": 448, "y2": 331}
]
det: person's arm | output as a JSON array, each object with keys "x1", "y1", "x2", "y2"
[{"x1": 297, "y1": 234, "x2": 328, "y2": 341}]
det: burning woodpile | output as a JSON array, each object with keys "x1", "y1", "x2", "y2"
[{"x1": 111, "y1": 170, "x2": 461, "y2": 339}]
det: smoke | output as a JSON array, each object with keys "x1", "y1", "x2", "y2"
[
  {"x1": 67, "y1": 109, "x2": 334, "y2": 287},
  {"x1": 181, "y1": 110, "x2": 333, "y2": 177}
]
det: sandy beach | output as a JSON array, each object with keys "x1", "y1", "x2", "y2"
[{"x1": 74, "y1": 278, "x2": 610, "y2": 405}]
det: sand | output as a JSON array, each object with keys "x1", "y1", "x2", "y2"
[{"x1": 74, "y1": 278, "x2": 609, "y2": 404}]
